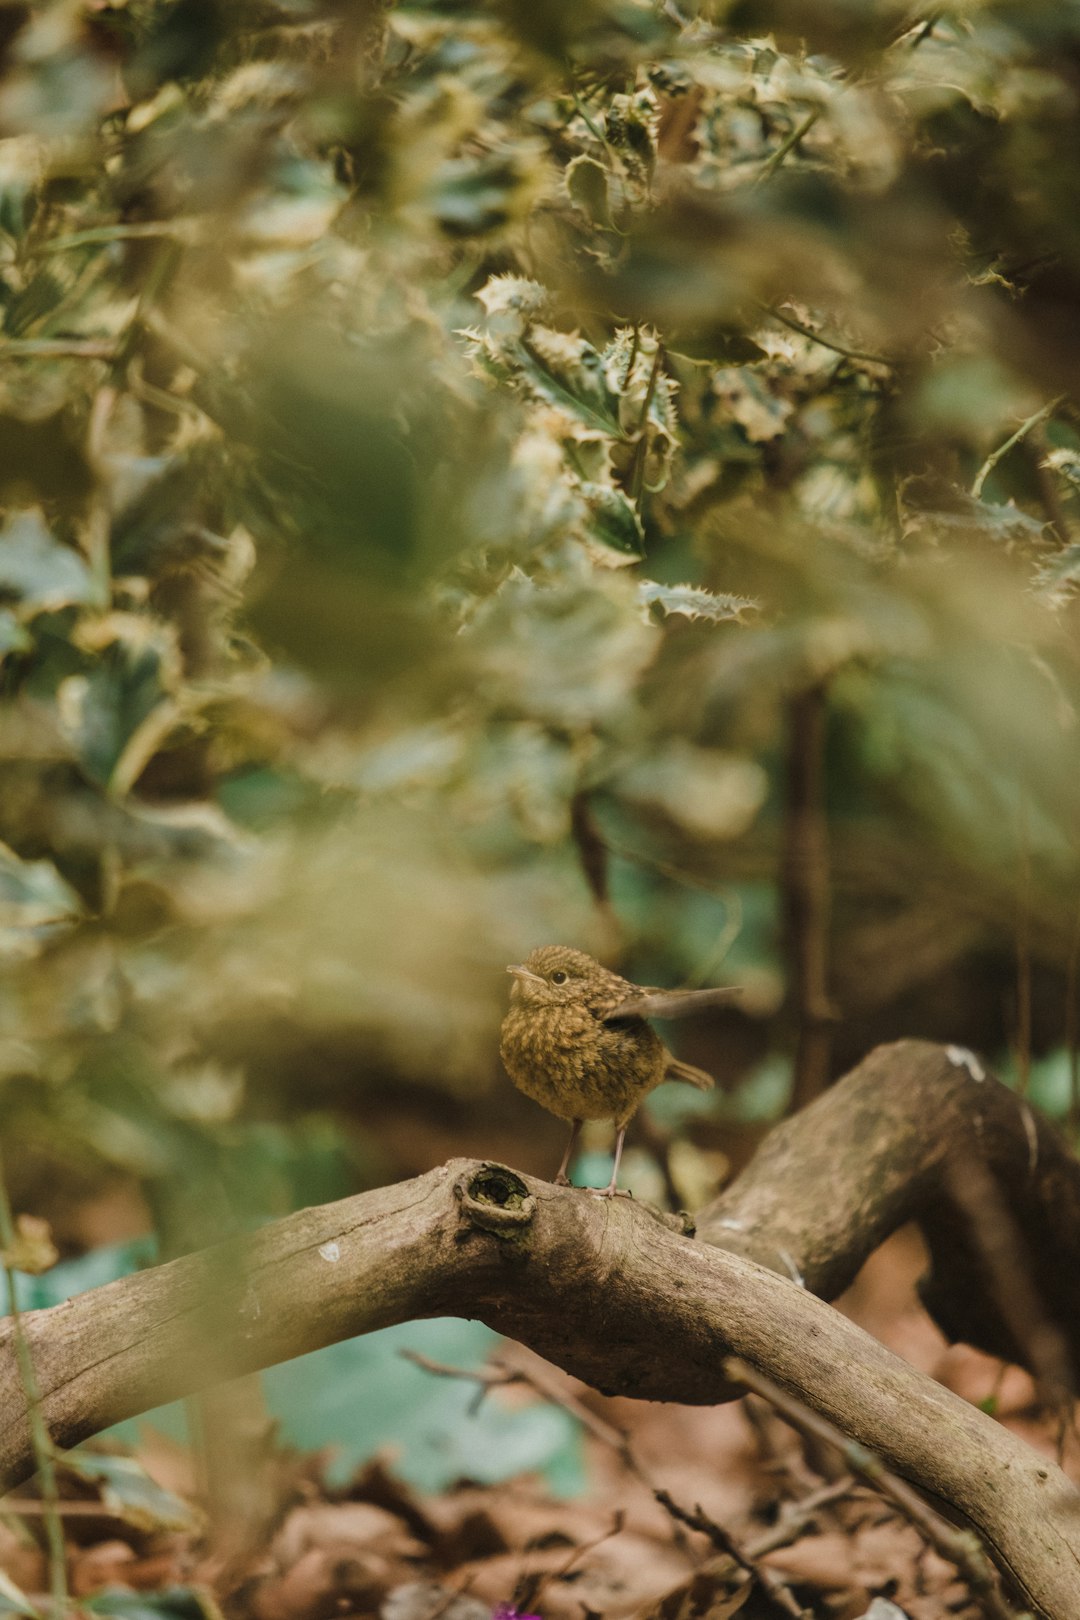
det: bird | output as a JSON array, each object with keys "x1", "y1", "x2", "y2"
[{"x1": 500, "y1": 944, "x2": 735, "y2": 1197}]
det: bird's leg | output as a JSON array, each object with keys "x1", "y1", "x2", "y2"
[
  {"x1": 597, "y1": 1124, "x2": 628, "y2": 1198},
  {"x1": 554, "y1": 1118, "x2": 582, "y2": 1186}
]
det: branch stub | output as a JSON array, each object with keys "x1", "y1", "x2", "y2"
[{"x1": 456, "y1": 1164, "x2": 537, "y2": 1238}]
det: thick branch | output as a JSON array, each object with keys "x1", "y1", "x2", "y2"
[
  {"x1": 1, "y1": 1156, "x2": 1078, "y2": 1617},
  {"x1": 700, "y1": 1040, "x2": 1080, "y2": 1383}
]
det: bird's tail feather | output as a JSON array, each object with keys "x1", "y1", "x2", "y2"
[{"x1": 664, "y1": 1055, "x2": 715, "y2": 1090}]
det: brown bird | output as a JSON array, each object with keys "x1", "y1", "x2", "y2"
[{"x1": 500, "y1": 945, "x2": 734, "y2": 1196}]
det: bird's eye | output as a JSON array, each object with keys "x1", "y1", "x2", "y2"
[{"x1": 551, "y1": 970, "x2": 568, "y2": 985}]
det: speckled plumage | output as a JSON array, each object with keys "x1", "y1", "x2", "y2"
[{"x1": 500, "y1": 945, "x2": 719, "y2": 1194}]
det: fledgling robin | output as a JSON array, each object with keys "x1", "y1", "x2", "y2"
[{"x1": 500, "y1": 945, "x2": 734, "y2": 1196}]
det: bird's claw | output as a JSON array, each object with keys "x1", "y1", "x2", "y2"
[
  {"x1": 593, "y1": 1186, "x2": 633, "y2": 1200},
  {"x1": 554, "y1": 1172, "x2": 573, "y2": 1187}
]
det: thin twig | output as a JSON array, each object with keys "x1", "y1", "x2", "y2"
[
  {"x1": 745, "y1": 1477, "x2": 857, "y2": 1558},
  {"x1": 400, "y1": 1349, "x2": 690, "y2": 1552},
  {"x1": 654, "y1": 1490, "x2": 808, "y2": 1618},
  {"x1": 0, "y1": 1498, "x2": 122, "y2": 1517},
  {"x1": 943, "y1": 1153, "x2": 1074, "y2": 1419},
  {"x1": 971, "y1": 396, "x2": 1066, "y2": 500},
  {"x1": 1014, "y1": 798, "x2": 1032, "y2": 1096},
  {"x1": 0, "y1": 338, "x2": 118, "y2": 360},
  {"x1": 0, "y1": 1157, "x2": 67, "y2": 1620},
  {"x1": 890, "y1": 11, "x2": 942, "y2": 49},
  {"x1": 755, "y1": 108, "x2": 821, "y2": 185},
  {"x1": 760, "y1": 303, "x2": 894, "y2": 367},
  {"x1": 519, "y1": 1513, "x2": 624, "y2": 1611},
  {"x1": 1067, "y1": 895, "x2": 1080, "y2": 1139},
  {"x1": 32, "y1": 220, "x2": 198, "y2": 255},
  {"x1": 400, "y1": 1350, "x2": 633, "y2": 1459},
  {"x1": 569, "y1": 791, "x2": 619, "y2": 947},
  {"x1": 407, "y1": 1341, "x2": 831, "y2": 1617},
  {"x1": 783, "y1": 682, "x2": 835, "y2": 1112},
  {"x1": 724, "y1": 1358, "x2": 1032, "y2": 1620}
]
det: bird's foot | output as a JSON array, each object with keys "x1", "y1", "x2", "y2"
[
  {"x1": 554, "y1": 1171, "x2": 574, "y2": 1188},
  {"x1": 593, "y1": 1185, "x2": 633, "y2": 1200}
]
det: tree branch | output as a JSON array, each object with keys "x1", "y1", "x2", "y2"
[
  {"x1": 699, "y1": 1040, "x2": 1080, "y2": 1386},
  {"x1": 2, "y1": 1043, "x2": 1080, "y2": 1615}
]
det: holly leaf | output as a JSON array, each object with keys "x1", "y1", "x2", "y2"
[{"x1": 639, "y1": 581, "x2": 758, "y2": 622}]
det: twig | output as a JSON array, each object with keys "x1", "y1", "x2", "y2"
[
  {"x1": 760, "y1": 303, "x2": 894, "y2": 367},
  {"x1": 421, "y1": 1575, "x2": 477, "y2": 1620},
  {"x1": 782, "y1": 682, "x2": 835, "y2": 1112},
  {"x1": 569, "y1": 791, "x2": 619, "y2": 948},
  {"x1": 400, "y1": 1349, "x2": 634, "y2": 1461},
  {"x1": 755, "y1": 107, "x2": 821, "y2": 185},
  {"x1": 1014, "y1": 799, "x2": 1032, "y2": 1096},
  {"x1": 745, "y1": 1477, "x2": 857, "y2": 1558},
  {"x1": 724, "y1": 1357, "x2": 1032, "y2": 1620},
  {"x1": 0, "y1": 338, "x2": 118, "y2": 360},
  {"x1": 406, "y1": 1339, "x2": 822, "y2": 1617},
  {"x1": 1024, "y1": 431, "x2": 1071, "y2": 545},
  {"x1": 518, "y1": 1513, "x2": 624, "y2": 1611},
  {"x1": 890, "y1": 11, "x2": 942, "y2": 49},
  {"x1": 654, "y1": 1490, "x2": 808, "y2": 1618},
  {"x1": 400, "y1": 1349, "x2": 691, "y2": 1553},
  {"x1": 0, "y1": 1157, "x2": 67, "y2": 1620},
  {"x1": 32, "y1": 220, "x2": 199, "y2": 255},
  {"x1": 971, "y1": 396, "x2": 1066, "y2": 500},
  {"x1": 943, "y1": 1153, "x2": 1073, "y2": 1418},
  {"x1": 0, "y1": 1498, "x2": 125, "y2": 1517},
  {"x1": 1067, "y1": 895, "x2": 1080, "y2": 1138}
]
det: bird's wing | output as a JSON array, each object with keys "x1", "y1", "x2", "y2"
[{"x1": 602, "y1": 985, "x2": 739, "y2": 1022}]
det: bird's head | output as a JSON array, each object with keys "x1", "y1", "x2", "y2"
[{"x1": 506, "y1": 945, "x2": 604, "y2": 1007}]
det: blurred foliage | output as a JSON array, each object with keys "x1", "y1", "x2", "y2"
[{"x1": 1, "y1": 0, "x2": 1080, "y2": 1381}]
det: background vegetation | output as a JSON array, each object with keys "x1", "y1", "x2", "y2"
[{"x1": 3, "y1": 0, "x2": 1080, "y2": 1488}]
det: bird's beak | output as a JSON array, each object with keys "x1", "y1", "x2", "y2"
[{"x1": 507, "y1": 964, "x2": 545, "y2": 985}]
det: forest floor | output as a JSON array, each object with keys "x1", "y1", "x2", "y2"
[{"x1": 2, "y1": 1227, "x2": 1076, "y2": 1620}]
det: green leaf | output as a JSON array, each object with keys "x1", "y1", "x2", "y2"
[
  {"x1": 0, "y1": 510, "x2": 95, "y2": 613},
  {"x1": 262, "y1": 1318, "x2": 585, "y2": 1495},
  {"x1": 83, "y1": 1589, "x2": 219, "y2": 1620},
  {"x1": 429, "y1": 152, "x2": 538, "y2": 236},
  {"x1": 0, "y1": 842, "x2": 83, "y2": 929},
  {"x1": 639, "y1": 581, "x2": 757, "y2": 622},
  {"x1": 582, "y1": 482, "x2": 644, "y2": 555},
  {"x1": 62, "y1": 1453, "x2": 201, "y2": 1535},
  {"x1": 0, "y1": 608, "x2": 31, "y2": 659},
  {"x1": 512, "y1": 334, "x2": 622, "y2": 434},
  {"x1": 55, "y1": 617, "x2": 180, "y2": 791}
]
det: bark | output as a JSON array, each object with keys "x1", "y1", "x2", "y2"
[
  {"x1": 2, "y1": 1041, "x2": 1080, "y2": 1616},
  {"x1": 699, "y1": 1040, "x2": 1080, "y2": 1382}
]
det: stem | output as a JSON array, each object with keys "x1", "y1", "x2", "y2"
[
  {"x1": 971, "y1": 396, "x2": 1065, "y2": 500},
  {"x1": 32, "y1": 221, "x2": 195, "y2": 256},
  {"x1": 1014, "y1": 800, "x2": 1032, "y2": 1097},
  {"x1": 1066, "y1": 896, "x2": 1080, "y2": 1139},
  {"x1": 755, "y1": 107, "x2": 821, "y2": 184},
  {"x1": 0, "y1": 1155, "x2": 67, "y2": 1619},
  {"x1": 782, "y1": 682, "x2": 835, "y2": 1112},
  {"x1": 760, "y1": 303, "x2": 894, "y2": 367},
  {"x1": 0, "y1": 339, "x2": 117, "y2": 360}
]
